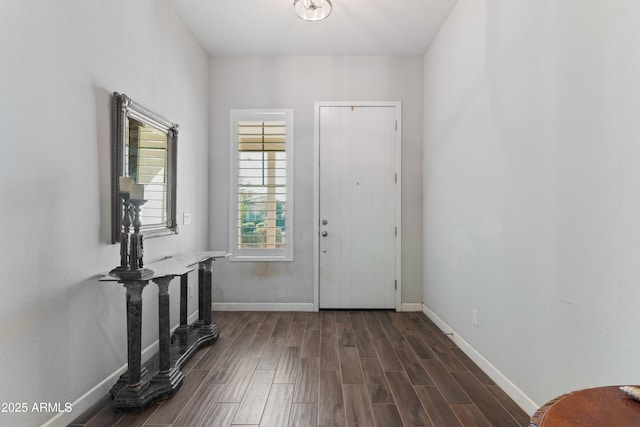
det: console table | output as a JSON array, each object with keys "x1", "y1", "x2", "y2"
[
  {"x1": 530, "y1": 386, "x2": 640, "y2": 426},
  {"x1": 98, "y1": 251, "x2": 229, "y2": 412}
]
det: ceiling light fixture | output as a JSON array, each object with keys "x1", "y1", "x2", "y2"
[{"x1": 294, "y1": 0, "x2": 332, "y2": 21}]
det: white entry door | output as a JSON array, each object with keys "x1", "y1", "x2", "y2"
[{"x1": 317, "y1": 103, "x2": 400, "y2": 309}]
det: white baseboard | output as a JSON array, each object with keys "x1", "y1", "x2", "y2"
[
  {"x1": 422, "y1": 304, "x2": 539, "y2": 416},
  {"x1": 43, "y1": 312, "x2": 200, "y2": 427},
  {"x1": 212, "y1": 302, "x2": 315, "y2": 311},
  {"x1": 401, "y1": 302, "x2": 423, "y2": 312},
  {"x1": 212, "y1": 302, "x2": 421, "y2": 312}
]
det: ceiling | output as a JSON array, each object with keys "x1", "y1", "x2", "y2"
[{"x1": 169, "y1": 0, "x2": 458, "y2": 56}]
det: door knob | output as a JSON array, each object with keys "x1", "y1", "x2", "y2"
[
  {"x1": 322, "y1": 219, "x2": 328, "y2": 225},
  {"x1": 321, "y1": 231, "x2": 328, "y2": 237}
]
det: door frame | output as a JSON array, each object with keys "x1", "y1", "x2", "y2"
[{"x1": 313, "y1": 101, "x2": 402, "y2": 311}]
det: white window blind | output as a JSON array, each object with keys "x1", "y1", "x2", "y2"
[
  {"x1": 230, "y1": 110, "x2": 294, "y2": 261},
  {"x1": 126, "y1": 119, "x2": 168, "y2": 225}
]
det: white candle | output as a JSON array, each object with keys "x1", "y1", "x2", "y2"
[
  {"x1": 130, "y1": 183, "x2": 145, "y2": 200},
  {"x1": 119, "y1": 176, "x2": 133, "y2": 193}
]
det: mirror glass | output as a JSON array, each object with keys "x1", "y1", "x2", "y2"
[{"x1": 112, "y1": 92, "x2": 178, "y2": 243}]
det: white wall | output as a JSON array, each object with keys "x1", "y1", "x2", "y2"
[
  {"x1": 0, "y1": 1, "x2": 209, "y2": 425},
  {"x1": 209, "y1": 56, "x2": 424, "y2": 307},
  {"x1": 424, "y1": 0, "x2": 640, "y2": 413}
]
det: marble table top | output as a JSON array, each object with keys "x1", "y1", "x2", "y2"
[{"x1": 98, "y1": 251, "x2": 230, "y2": 282}]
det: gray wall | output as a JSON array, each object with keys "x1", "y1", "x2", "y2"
[
  {"x1": 0, "y1": 1, "x2": 209, "y2": 425},
  {"x1": 209, "y1": 56, "x2": 424, "y2": 307},
  {"x1": 423, "y1": 0, "x2": 640, "y2": 413}
]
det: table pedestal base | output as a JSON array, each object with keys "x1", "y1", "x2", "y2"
[
  {"x1": 110, "y1": 368, "x2": 182, "y2": 412},
  {"x1": 110, "y1": 322, "x2": 219, "y2": 412},
  {"x1": 171, "y1": 322, "x2": 220, "y2": 369}
]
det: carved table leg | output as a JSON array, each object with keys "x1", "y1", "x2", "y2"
[
  {"x1": 153, "y1": 277, "x2": 172, "y2": 373},
  {"x1": 124, "y1": 280, "x2": 146, "y2": 388},
  {"x1": 151, "y1": 277, "x2": 184, "y2": 394},
  {"x1": 179, "y1": 274, "x2": 188, "y2": 329},
  {"x1": 174, "y1": 273, "x2": 191, "y2": 340},
  {"x1": 194, "y1": 263, "x2": 205, "y2": 328},
  {"x1": 110, "y1": 279, "x2": 153, "y2": 410},
  {"x1": 198, "y1": 258, "x2": 218, "y2": 336}
]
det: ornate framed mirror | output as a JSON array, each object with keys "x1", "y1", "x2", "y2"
[{"x1": 111, "y1": 92, "x2": 178, "y2": 243}]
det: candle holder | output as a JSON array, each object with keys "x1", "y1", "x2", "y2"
[
  {"x1": 110, "y1": 193, "x2": 132, "y2": 276},
  {"x1": 119, "y1": 199, "x2": 153, "y2": 280}
]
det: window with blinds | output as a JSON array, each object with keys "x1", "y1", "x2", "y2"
[
  {"x1": 231, "y1": 110, "x2": 294, "y2": 261},
  {"x1": 126, "y1": 119, "x2": 168, "y2": 225}
]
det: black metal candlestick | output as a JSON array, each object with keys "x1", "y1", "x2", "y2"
[
  {"x1": 119, "y1": 199, "x2": 153, "y2": 280},
  {"x1": 110, "y1": 193, "x2": 132, "y2": 276}
]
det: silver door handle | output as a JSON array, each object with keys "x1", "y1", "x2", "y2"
[{"x1": 321, "y1": 231, "x2": 328, "y2": 237}]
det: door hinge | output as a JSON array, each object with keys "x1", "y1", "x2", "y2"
[
  {"x1": 395, "y1": 280, "x2": 397, "y2": 290},
  {"x1": 395, "y1": 173, "x2": 397, "y2": 183},
  {"x1": 395, "y1": 120, "x2": 398, "y2": 131},
  {"x1": 395, "y1": 226, "x2": 397, "y2": 237}
]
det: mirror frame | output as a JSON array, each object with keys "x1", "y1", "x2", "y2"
[{"x1": 111, "y1": 92, "x2": 179, "y2": 243}]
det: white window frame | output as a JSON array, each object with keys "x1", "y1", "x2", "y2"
[{"x1": 230, "y1": 109, "x2": 294, "y2": 261}]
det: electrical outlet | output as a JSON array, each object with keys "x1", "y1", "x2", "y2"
[
  {"x1": 189, "y1": 283, "x2": 194, "y2": 297},
  {"x1": 472, "y1": 308, "x2": 479, "y2": 327}
]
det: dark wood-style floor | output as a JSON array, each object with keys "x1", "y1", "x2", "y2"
[{"x1": 70, "y1": 311, "x2": 530, "y2": 427}]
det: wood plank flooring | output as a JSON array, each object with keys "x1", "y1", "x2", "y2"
[{"x1": 70, "y1": 311, "x2": 530, "y2": 427}]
